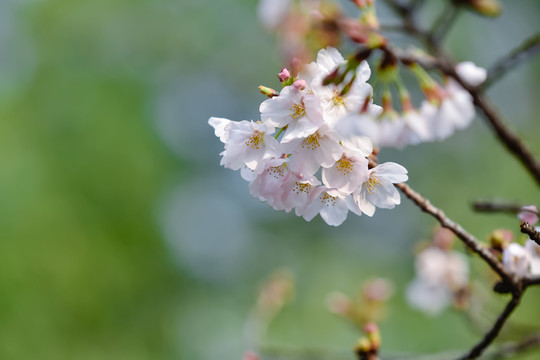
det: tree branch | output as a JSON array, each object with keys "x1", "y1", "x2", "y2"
[
  {"x1": 395, "y1": 182, "x2": 517, "y2": 287},
  {"x1": 473, "y1": 201, "x2": 540, "y2": 216},
  {"x1": 483, "y1": 33, "x2": 540, "y2": 89},
  {"x1": 456, "y1": 294, "x2": 522, "y2": 360},
  {"x1": 520, "y1": 222, "x2": 540, "y2": 245}
]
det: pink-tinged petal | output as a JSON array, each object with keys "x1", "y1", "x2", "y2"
[
  {"x1": 320, "y1": 196, "x2": 349, "y2": 226},
  {"x1": 322, "y1": 156, "x2": 367, "y2": 195},
  {"x1": 354, "y1": 188, "x2": 376, "y2": 217},
  {"x1": 373, "y1": 162, "x2": 408, "y2": 183},
  {"x1": 208, "y1": 117, "x2": 231, "y2": 143},
  {"x1": 341, "y1": 137, "x2": 373, "y2": 159}
]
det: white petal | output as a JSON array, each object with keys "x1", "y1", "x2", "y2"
[{"x1": 455, "y1": 61, "x2": 487, "y2": 87}]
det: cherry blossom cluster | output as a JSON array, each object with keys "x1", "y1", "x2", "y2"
[
  {"x1": 209, "y1": 47, "x2": 408, "y2": 226},
  {"x1": 335, "y1": 60, "x2": 487, "y2": 149}
]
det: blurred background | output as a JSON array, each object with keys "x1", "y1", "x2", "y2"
[{"x1": 1, "y1": 0, "x2": 540, "y2": 359}]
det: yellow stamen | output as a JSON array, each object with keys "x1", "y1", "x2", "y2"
[
  {"x1": 367, "y1": 174, "x2": 382, "y2": 194},
  {"x1": 293, "y1": 182, "x2": 312, "y2": 195},
  {"x1": 289, "y1": 103, "x2": 306, "y2": 119},
  {"x1": 333, "y1": 90, "x2": 346, "y2": 107},
  {"x1": 336, "y1": 157, "x2": 354, "y2": 175},
  {"x1": 245, "y1": 130, "x2": 264, "y2": 149},
  {"x1": 321, "y1": 192, "x2": 336, "y2": 207},
  {"x1": 302, "y1": 132, "x2": 320, "y2": 150}
]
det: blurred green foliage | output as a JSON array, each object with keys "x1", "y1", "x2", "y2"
[{"x1": 1, "y1": 0, "x2": 540, "y2": 359}]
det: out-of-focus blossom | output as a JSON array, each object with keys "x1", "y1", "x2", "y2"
[
  {"x1": 502, "y1": 243, "x2": 531, "y2": 277},
  {"x1": 518, "y1": 205, "x2": 539, "y2": 225},
  {"x1": 406, "y1": 246, "x2": 469, "y2": 315},
  {"x1": 525, "y1": 239, "x2": 540, "y2": 275},
  {"x1": 455, "y1": 61, "x2": 487, "y2": 87}
]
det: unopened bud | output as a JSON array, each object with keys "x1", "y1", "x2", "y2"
[
  {"x1": 278, "y1": 68, "x2": 291, "y2": 82},
  {"x1": 292, "y1": 79, "x2": 306, "y2": 90},
  {"x1": 470, "y1": 0, "x2": 501, "y2": 17},
  {"x1": 364, "y1": 322, "x2": 381, "y2": 350},
  {"x1": 488, "y1": 229, "x2": 513, "y2": 250},
  {"x1": 258, "y1": 85, "x2": 279, "y2": 98}
]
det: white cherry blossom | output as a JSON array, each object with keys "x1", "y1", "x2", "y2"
[
  {"x1": 502, "y1": 243, "x2": 531, "y2": 277},
  {"x1": 321, "y1": 137, "x2": 372, "y2": 196},
  {"x1": 281, "y1": 125, "x2": 342, "y2": 177},
  {"x1": 353, "y1": 162, "x2": 407, "y2": 216},
  {"x1": 300, "y1": 187, "x2": 359, "y2": 226},
  {"x1": 260, "y1": 86, "x2": 324, "y2": 142},
  {"x1": 209, "y1": 118, "x2": 282, "y2": 174},
  {"x1": 406, "y1": 247, "x2": 469, "y2": 315}
]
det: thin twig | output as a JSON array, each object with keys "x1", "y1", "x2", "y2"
[
  {"x1": 456, "y1": 294, "x2": 522, "y2": 360},
  {"x1": 395, "y1": 182, "x2": 517, "y2": 287},
  {"x1": 486, "y1": 331, "x2": 540, "y2": 359},
  {"x1": 473, "y1": 201, "x2": 540, "y2": 216},
  {"x1": 483, "y1": 33, "x2": 540, "y2": 89},
  {"x1": 520, "y1": 222, "x2": 540, "y2": 245}
]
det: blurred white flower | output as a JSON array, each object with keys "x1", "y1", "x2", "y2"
[
  {"x1": 455, "y1": 61, "x2": 487, "y2": 87},
  {"x1": 406, "y1": 247, "x2": 469, "y2": 315},
  {"x1": 502, "y1": 243, "x2": 531, "y2": 277}
]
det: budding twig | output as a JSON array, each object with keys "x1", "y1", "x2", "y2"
[
  {"x1": 395, "y1": 182, "x2": 517, "y2": 287},
  {"x1": 483, "y1": 33, "x2": 540, "y2": 89},
  {"x1": 520, "y1": 222, "x2": 540, "y2": 245},
  {"x1": 456, "y1": 294, "x2": 522, "y2": 360}
]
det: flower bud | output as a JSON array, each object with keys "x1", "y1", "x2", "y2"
[
  {"x1": 488, "y1": 229, "x2": 513, "y2": 250},
  {"x1": 470, "y1": 0, "x2": 501, "y2": 17},
  {"x1": 277, "y1": 67, "x2": 291, "y2": 82},
  {"x1": 292, "y1": 79, "x2": 307, "y2": 90},
  {"x1": 258, "y1": 85, "x2": 279, "y2": 98}
]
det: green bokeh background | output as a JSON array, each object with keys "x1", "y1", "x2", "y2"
[{"x1": 1, "y1": 0, "x2": 540, "y2": 359}]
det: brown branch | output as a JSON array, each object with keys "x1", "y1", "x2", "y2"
[
  {"x1": 473, "y1": 201, "x2": 540, "y2": 216},
  {"x1": 483, "y1": 33, "x2": 540, "y2": 89},
  {"x1": 395, "y1": 182, "x2": 517, "y2": 287},
  {"x1": 520, "y1": 222, "x2": 540, "y2": 245},
  {"x1": 457, "y1": 294, "x2": 522, "y2": 360}
]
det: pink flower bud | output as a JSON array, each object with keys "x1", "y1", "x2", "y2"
[
  {"x1": 277, "y1": 67, "x2": 291, "y2": 82},
  {"x1": 292, "y1": 79, "x2": 306, "y2": 90}
]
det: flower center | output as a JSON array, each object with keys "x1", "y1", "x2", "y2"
[
  {"x1": 293, "y1": 182, "x2": 312, "y2": 195},
  {"x1": 267, "y1": 164, "x2": 287, "y2": 180},
  {"x1": 245, "y1": 131, "x2": 264, "y2": 149},
  {"x1": 333, "y1": 90, "x2": 346, "y2": 107},
  {"x1": 289, "y1": 102, "x2": 306, "y2": 119},
  {"x1": 367, "y1": 174, "x2": 382, "y2": 194},
  {"x1": 336, "y1": 157, "x2": 354, "y2": 175},
  {"x1": 302, "y1": 132, "x2": 321, "y2": 150},
  {"x1": 321, "y1": 192, "x2": 336, "y2": 207}
]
